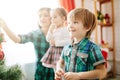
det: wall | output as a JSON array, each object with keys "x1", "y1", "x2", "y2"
[{"x1": 114, "y1": 0, "x2": 120, "y2": 75}]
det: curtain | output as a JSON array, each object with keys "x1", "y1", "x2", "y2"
[{"x1": 59, "y1": 0, "x2": 75, "y2": 13}]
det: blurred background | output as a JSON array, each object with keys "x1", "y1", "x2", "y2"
[{"x1": 0, "y1": 0, "x2": 120, "y2": 80}]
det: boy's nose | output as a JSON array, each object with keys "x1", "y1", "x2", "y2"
[{"x1": 69, "y1": 24, "x2": 73, "y2": 28}]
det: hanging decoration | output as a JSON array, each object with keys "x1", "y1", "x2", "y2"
[{"x1": 0, "y1": 29, "x2": 4, "y2": 60}]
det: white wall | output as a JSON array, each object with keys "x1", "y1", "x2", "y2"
[{"x1": 114, "y1": 0, "x2": 120, "y2": 75}]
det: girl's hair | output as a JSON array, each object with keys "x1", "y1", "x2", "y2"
[
  {"x1": 38, "y1": 7, "x2": 51, "y2": 15},
  {"x1": 52, "y1": 8, "x2": 67, "y2": 20},
  {"x1": 68, "y1": 8, "x2": 97, "y2": 38}
]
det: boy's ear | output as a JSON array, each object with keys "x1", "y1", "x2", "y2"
[{"x1": 85, "y1": 27, "x2": 91, "y2": 32}]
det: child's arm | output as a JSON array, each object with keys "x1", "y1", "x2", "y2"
[
  {"x1": 78, "y1": 64, "x2": 106, "y2": 79},
  {"x1": 46, "y1": 24, "x2": 55, "y2": 42},
  {"x1": 0, "y1": 18, "x2": 21, "y2": 43},
  {"x1": 46, "y1": 24, "x2": 56, "y2": 46},
  {"x1": 55, "y1": 58, "x2": 65, "y2": 80},
  {"x1": 64, "y1": 64, "x2": 107, "y2": 80}
]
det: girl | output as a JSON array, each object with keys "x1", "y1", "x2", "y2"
[
  {"x1": 41, "y1": 8, "x2": 70, "y2": 70},
  {"x1": 0, "y1": 7, "x2": 54, "y2": 80}
]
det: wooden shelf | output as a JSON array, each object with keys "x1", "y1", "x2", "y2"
[
  {"x1": 94, "y1": 0, "x2": 116, "y2": 78},
  {"x1": 98, "y1": 23, "x2": 112, "y2": 27},
  {"x1": 109, "y1": 47, "x2": 113, "y2": 51},
  {"x1": 97, "y1": 0, "x2": 111, "y2": 4}
]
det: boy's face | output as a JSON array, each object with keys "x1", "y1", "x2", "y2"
[
  {"x1": 38, "y1": 10, "x2": 51, "y2": 28},
  {"x1": 67, "y1": 19, "x2": 88, "y2": 39}
]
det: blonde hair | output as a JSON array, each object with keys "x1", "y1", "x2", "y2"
[
  {"x1": 52, "y1": 8, "x2": 67, "y2": 20},
  {"x1": 38, "y1": 7, "x2": 51, "y2": 15},
  {"x1": 68, "y1": 8, "x2": 97, "y2": 38}
]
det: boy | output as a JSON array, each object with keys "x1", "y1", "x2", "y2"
[{"x1": 55, "y1": 8, "x2": 107, "y2": 80}]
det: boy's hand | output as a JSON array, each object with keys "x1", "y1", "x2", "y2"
[
  {"x1": 55, "y1": 68, "x2": 64, "y2": 80},
  {"x1": 64, "y1": 72, "x2": 80, "y2": 80}
]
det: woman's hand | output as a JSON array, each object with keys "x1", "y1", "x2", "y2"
[{"x1": 0, "y1": 18, "x2": 6, "y2": 28}]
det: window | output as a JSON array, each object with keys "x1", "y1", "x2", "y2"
[{"x1": 0, "y1": 0, "x2": 59, "y2": 65}]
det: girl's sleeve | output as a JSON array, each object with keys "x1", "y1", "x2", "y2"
[
  {"x1": 19, "y1": 31, "x2": 35, "y2": 43},
  {"x1": 55, "y1": 27, "x2": 70, "y2": 47},
  {"x1": 55, "y1": 37, "x2": 70, "y2": 47}
]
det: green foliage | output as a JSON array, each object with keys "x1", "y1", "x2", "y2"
[
  {"x1": 0, "y1": 59, "x2": 24, "y2": 80},
  {"x1": 0, "y1": 36, "x2": 3, "y2": 43},
  {"x1": 0, "y1": 59, "x2": 5, "y2": 65},
  {"x1": 0, "y1": 60, "x2": 6, "y2": 78},
  {"x1": 97, "y1": 11, "x2": 104, "y2": 21}
]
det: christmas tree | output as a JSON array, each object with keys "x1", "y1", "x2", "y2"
[
  {"x1": 0, "y1": 59, "x2": 24, "y2": 80},
  {"x1": 0, "y1": 29, "x2": 23, "y2": 80}
]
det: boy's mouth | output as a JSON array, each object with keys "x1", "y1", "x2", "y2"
[{"x1": 69, "y1": 29, "x2": 76, "y2": 32}]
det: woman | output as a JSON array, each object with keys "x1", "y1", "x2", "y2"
[{"x1": 0, "y1": 7, "x2": 54, "y2": 80}]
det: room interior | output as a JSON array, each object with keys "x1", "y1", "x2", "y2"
[
  {"x1": 0, "y1": 0, "x2": 120, "y2": 80},
  {"x1": 73, "y1": 0, "x2": 120, "y2": 79}
]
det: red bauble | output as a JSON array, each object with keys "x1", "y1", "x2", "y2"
[{"x1": 0, "y1": 49, "x2": 4, "y2": 60}]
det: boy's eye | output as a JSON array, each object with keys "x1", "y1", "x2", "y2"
[{"x1": 74, "y1": 21, "x2": 78, "y2": 24}]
